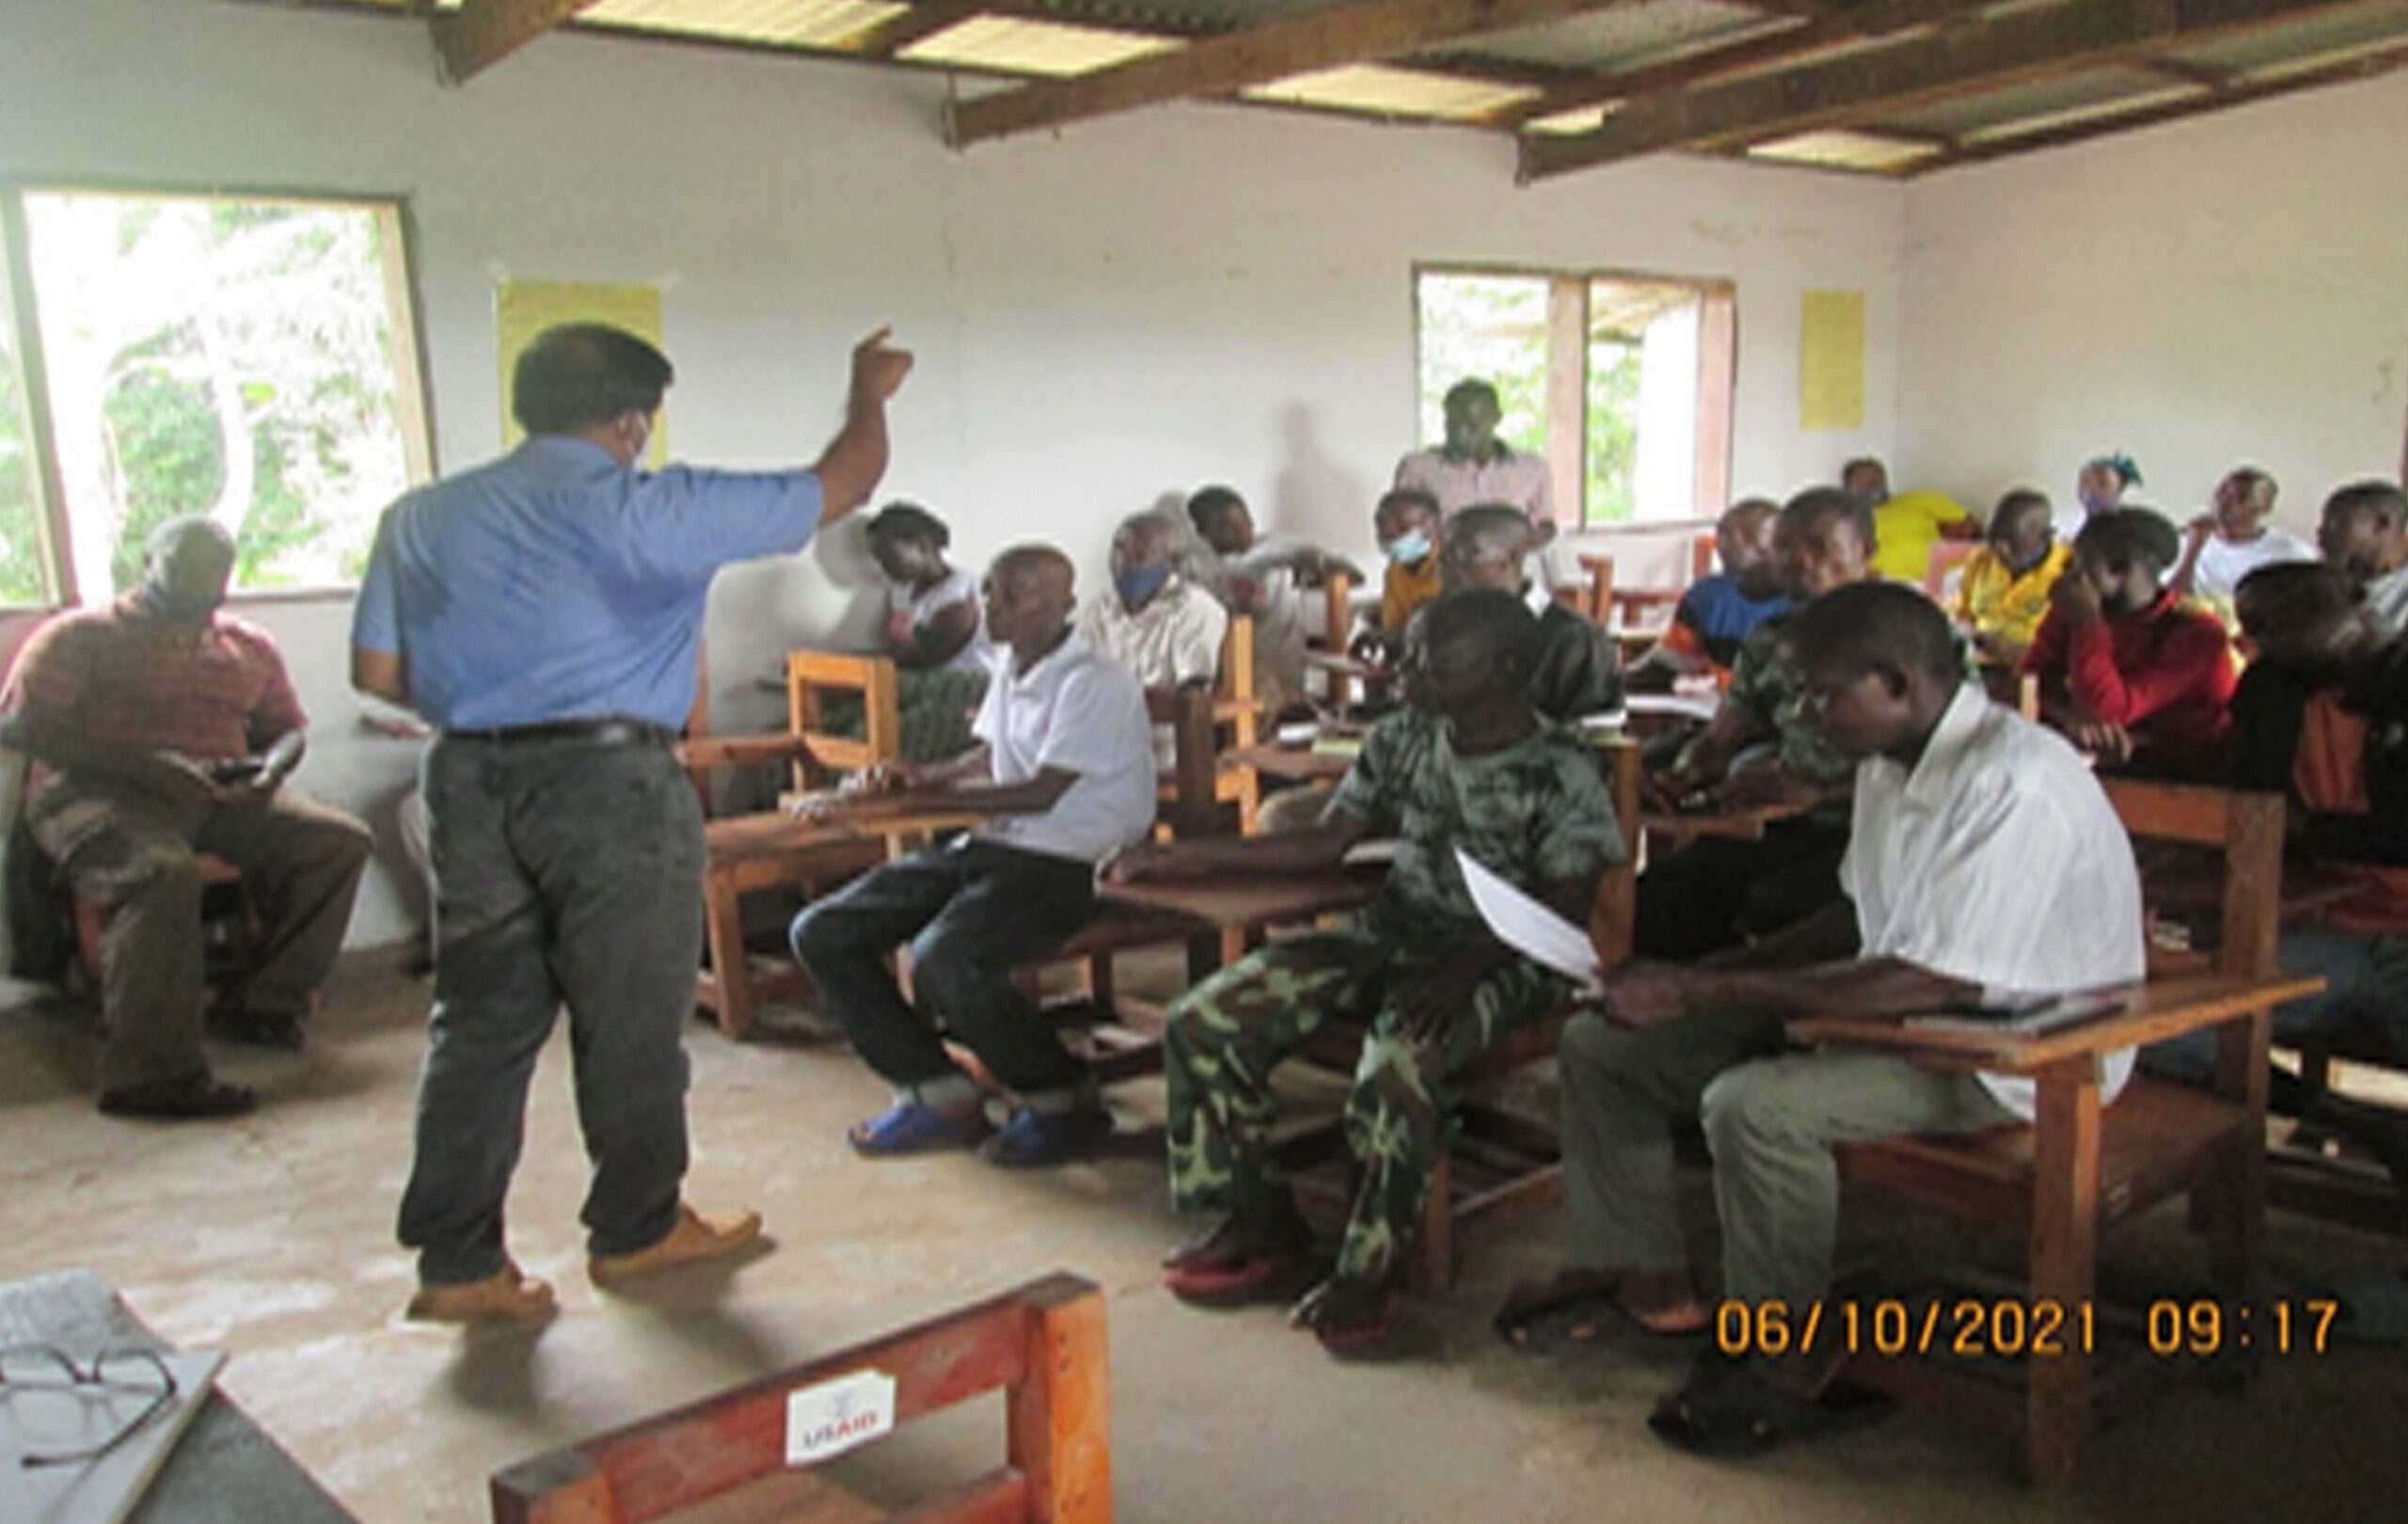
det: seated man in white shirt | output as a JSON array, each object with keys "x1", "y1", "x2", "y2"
[
  {"x1": 790, "y1": 546, "x2": 1158, "y2": 1168},
  {"x1": 2318, "y1": 480, "x2": 2408, "y2": 636},
  {"x1": 2171, "y1": 467, "x2": 2314, "y2": 605},
  {"x1": 1080, "y1": 509, "x2": 1230, "y2": 695},
  {"x1": 1497, "y1": 581, "x2": 2146, "y2": 1456},
  {"x1": 1183, "y1": 484, "x2": 1356, "y2": 717}
]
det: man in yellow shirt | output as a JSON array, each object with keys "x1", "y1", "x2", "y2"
[
  {"x1": 1951, "y1": 488, "x2": 2070, "y2": 662},
  {"x1": 1846, "y1": 456, "x2": 1979, "y2": 582}
]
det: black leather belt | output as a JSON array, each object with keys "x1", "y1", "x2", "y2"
[{"x1": 444, "y1": 717, "x2": 675, "y2": 749}]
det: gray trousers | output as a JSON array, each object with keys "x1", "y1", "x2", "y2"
[
  {"x1": 1559, "y1": 1007, "x2": 2013, "y2": 1309},
  {"x1": 396, "y1": 733, "x2": 703, "y2": 1286},
  {"x1": 27, "y1": 775, "x2": 372, "y2": 1092}
]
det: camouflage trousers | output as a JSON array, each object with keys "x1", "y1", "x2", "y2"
[{"x1": 1164, "y1": 929, "x2": 1563, "y2": 1283}]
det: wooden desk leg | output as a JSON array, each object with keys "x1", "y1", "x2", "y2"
[
  {"x1": 2205, "y1": 1008, "x2": 2273, "y2": 1386},
  {"x1": 702, "y1": 867, "x2": 752, "y2": 1040},
  {"x1": 2027, "y1": 1056, "x2": 2102, "y2": 1487},
  {"x1": 1007, "y1": 1279, "x2": 1113, "y2": 1524}
]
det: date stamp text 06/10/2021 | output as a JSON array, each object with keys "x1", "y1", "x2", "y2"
[{"x1": 1714, "y1": 1298, "x2": 2342, "y2": 1360}]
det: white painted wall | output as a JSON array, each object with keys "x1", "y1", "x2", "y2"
[
  {"x1": 1, "y1": 0, "x2": 1908, "y2": 945},
  {"x1": 1897, "y1": 71, "x2": 2408, "y2": 534}
]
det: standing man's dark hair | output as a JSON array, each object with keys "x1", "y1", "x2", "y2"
[
  {"x1": 511, "y1": 324, "x2": 676, "y2": 435},
  {"x1": 1442, "y1": 378, "x2": 1501, "y2": 415},
  {"x1": 354, "y1": 324, "x2": 914, "y2": 1325}
]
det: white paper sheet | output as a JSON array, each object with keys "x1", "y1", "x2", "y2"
[{"x1": 1456, "y1": 848, "x2": 1602, "y2": 993}]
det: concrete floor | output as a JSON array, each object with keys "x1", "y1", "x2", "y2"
[{"x1": 5, "y1": 950, "x2": 2408, "y2": 1524}]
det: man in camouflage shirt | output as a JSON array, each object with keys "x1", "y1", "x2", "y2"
[
  {"x1": 1104, "y1": 590, "x2": 1625, "y2": 1356},
  {"x1": 1635, "y1": 488, "x2": 1876, "y2": 960}
]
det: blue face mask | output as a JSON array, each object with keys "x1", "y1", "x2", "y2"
[
  {"x1": 1383, "y1": 531, "x2": 1433, "y2": 566},
  {"x1": 1114, "y1": 564, "x2": 1172, "y2": 606}
]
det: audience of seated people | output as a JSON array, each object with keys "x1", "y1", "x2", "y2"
[
  {"x1": 1183, "y1": 484, "x2": 1357, "y2": 717},
  {"x1": 863, "y1": 501, "x2": 993, "y2": 761},
  {"x1": 2172, "y1": 467, "x2": 2315, "y2": 608},
  {"x1": 1437, "y1": 504, "x2": 1624, "y2": 723},
  {"x1": 0, "y1": 516, "x2": 373, "y2": 1119},
  {"x1": 2020, "y1": 508, "x2": 2237, "y2": 777},
  {"x1": 2317, "y1": 479, "x2": 2408, "y2": 635},
  {"x1": 1625, "y1": 497, "x2": 1789, "y2": 691},
  {"x1": 1505, "y1": 582, "x2": 2145, "y2": 1455},
  {"x1": 1105, "y1": 589, "x2": 1624, "y2": 1356},
  {"x1": 1846, "y1": 455, "x2": 1979, "y2": 584},
  {"x1": 2056, "y1": 451, "x2": 2144, "y2": 542},
  {"x1": 2140, "y1": 562, "x2": 2408, "y2": 1183},
  {"x1": 789, "y1": 546, "x2": 1157, "y2": 1167},
  {"x1": 1637, "y1": 488, "x2": 1881, "y2": 960},
  {"x1": 1950, "y1": 486, "x2": 2068, "y2": 665}
]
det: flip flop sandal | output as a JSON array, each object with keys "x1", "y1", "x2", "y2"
[
  {"x1": 847, "y1": 1098, "x2": 990, "y2": 1157},
  {"x1": 1495, "y1": 1282, "x2": 1710, "y2": 1354},
  {"x1": 1494, "y1": 1279, "x2": 1619, "y2": 1354},
  {"x1": 1647, "y1": 1368, "x2": 1892, "y2": 1458},
  {"x1": 1164, "y1": 1248, "x2": 1313, "y2": 1308},
  {"x1": 1309, "y1": 1291, "x2": 1405, "y2": 1359}
]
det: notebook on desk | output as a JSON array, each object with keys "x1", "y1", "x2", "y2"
[{"x1": 1903, "y1": 988, "x2": 2129, "y2": 1038}]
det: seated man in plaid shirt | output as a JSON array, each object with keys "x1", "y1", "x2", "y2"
[{"x1": 2, "y1": 517, "x2": 372, "y2": 1118}]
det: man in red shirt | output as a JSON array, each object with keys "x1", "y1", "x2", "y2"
[
  {"x1": 2, "y1": 517, "x2": 372, "y2": 1118},
  {"x1": 2021, "y1": 508, "x2": 2236, "y2": 778}
]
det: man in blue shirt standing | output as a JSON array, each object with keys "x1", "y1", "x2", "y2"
[{"x1": 352, "y1": 323, "x2": 912, "y2": 1322}]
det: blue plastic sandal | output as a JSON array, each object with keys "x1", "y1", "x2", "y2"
[
  {"x1": 978, "y1": 1103, "x2": 1113, "y2": 1167},
  {"x1": 848, "y1": 1098, "x2": 990, "y2": 1157}
]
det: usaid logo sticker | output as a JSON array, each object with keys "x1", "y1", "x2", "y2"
[{"x1": 784, "y1": 1370, "x2": 898, "y2": 1467}]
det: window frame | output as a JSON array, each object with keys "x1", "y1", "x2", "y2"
[
  {"x1": 0, "y1": 177, "x2": 438, "y2": 611},
  {"x1": 1409, "y1": 259, "x2": 1737, "y2": 529}
]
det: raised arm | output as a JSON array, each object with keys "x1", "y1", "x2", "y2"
[{"x1": 811, "y1": 328, "x2": 915, "y2": 525}]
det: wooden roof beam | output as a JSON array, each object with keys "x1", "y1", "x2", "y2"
[
  {"x1": 1520, "y1": 0, "x2": 2371, "y2": 181},
  {"x1": 1502, "y1": 0, "x2": 1983, "y2": 129},
  {"x1": 946, "y1": 0, "x2": 1626, "y2": 148},
  {"x1": 1917, "y1": 36, "x2": 2408, "y2": 173},
  {"x1": 436, "y1": 0, "x2": 602, "y2": 84}
]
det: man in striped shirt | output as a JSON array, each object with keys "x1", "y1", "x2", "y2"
[{"x1": 2, "y1": 516, "x2": 372, "y2": 1119}]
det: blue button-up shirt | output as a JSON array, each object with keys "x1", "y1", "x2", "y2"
[{"x1": 352, "y1": 436, "x2": 822, "y2": 729}]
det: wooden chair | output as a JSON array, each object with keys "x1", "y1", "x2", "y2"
[
  {"x1": 1155, "y1": 615, "x2": 1259, "y2": 835},
  {"x1": 1576, "y1": 554, "x2": 1682, "y2": 648},
  {"x1": 1288, "y1": 737, "x2": 1645, "y2": 1290},
  {"x1": 1019, "y1": 685, "x2": 1242, "y2": 1083},
  {"x1": 683, "y1": 652, "x2": 903, "y2": 1040},
  {"x1": 1813, "y1": 780, "x2": 2320, "y2": 1484},
  {"x1": 68, "y1": 853, "x2": 258, "y2": 992},
  {"x1": 490, "y1": 1273, "x2": 1108, "y2": 1524}
]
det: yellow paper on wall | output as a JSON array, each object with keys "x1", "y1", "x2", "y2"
[
  {"x1": 1798, "y1": 289, "x2": 1864, "y2": 432},
  {"x1": 496, "y1": 280, "x2": 668, "y2": 467}
]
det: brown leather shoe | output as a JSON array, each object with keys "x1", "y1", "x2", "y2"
[
  {"x1": 404, "y1": 1262, "x2": 557, "y2": 1324},
  {"x1": 589, "y1": 1204, "x2": 764, "y2": 1288},
  {"x1": 97, "y1": 1072, "x2": 257, "y2": 1119}
]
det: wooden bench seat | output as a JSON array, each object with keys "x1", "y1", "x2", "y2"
[{"x1": 491, "y1": 1273, "x2": 1108, "y2": 1524}]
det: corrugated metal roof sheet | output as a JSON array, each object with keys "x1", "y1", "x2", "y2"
[
  {"x1": 1243, "y1": 63, "x2": 1539, "y2": 119},
  {"x1": 584, "y1": 0, "x2": 905, "y2": 51},
  {"x1": 899, "y1": 16, "x2": 1182, "y2": 75}
]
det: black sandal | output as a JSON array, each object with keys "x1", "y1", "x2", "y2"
[{"x1": 1647, "y1": 1361, "x2": 1891, "y2": 1457}]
